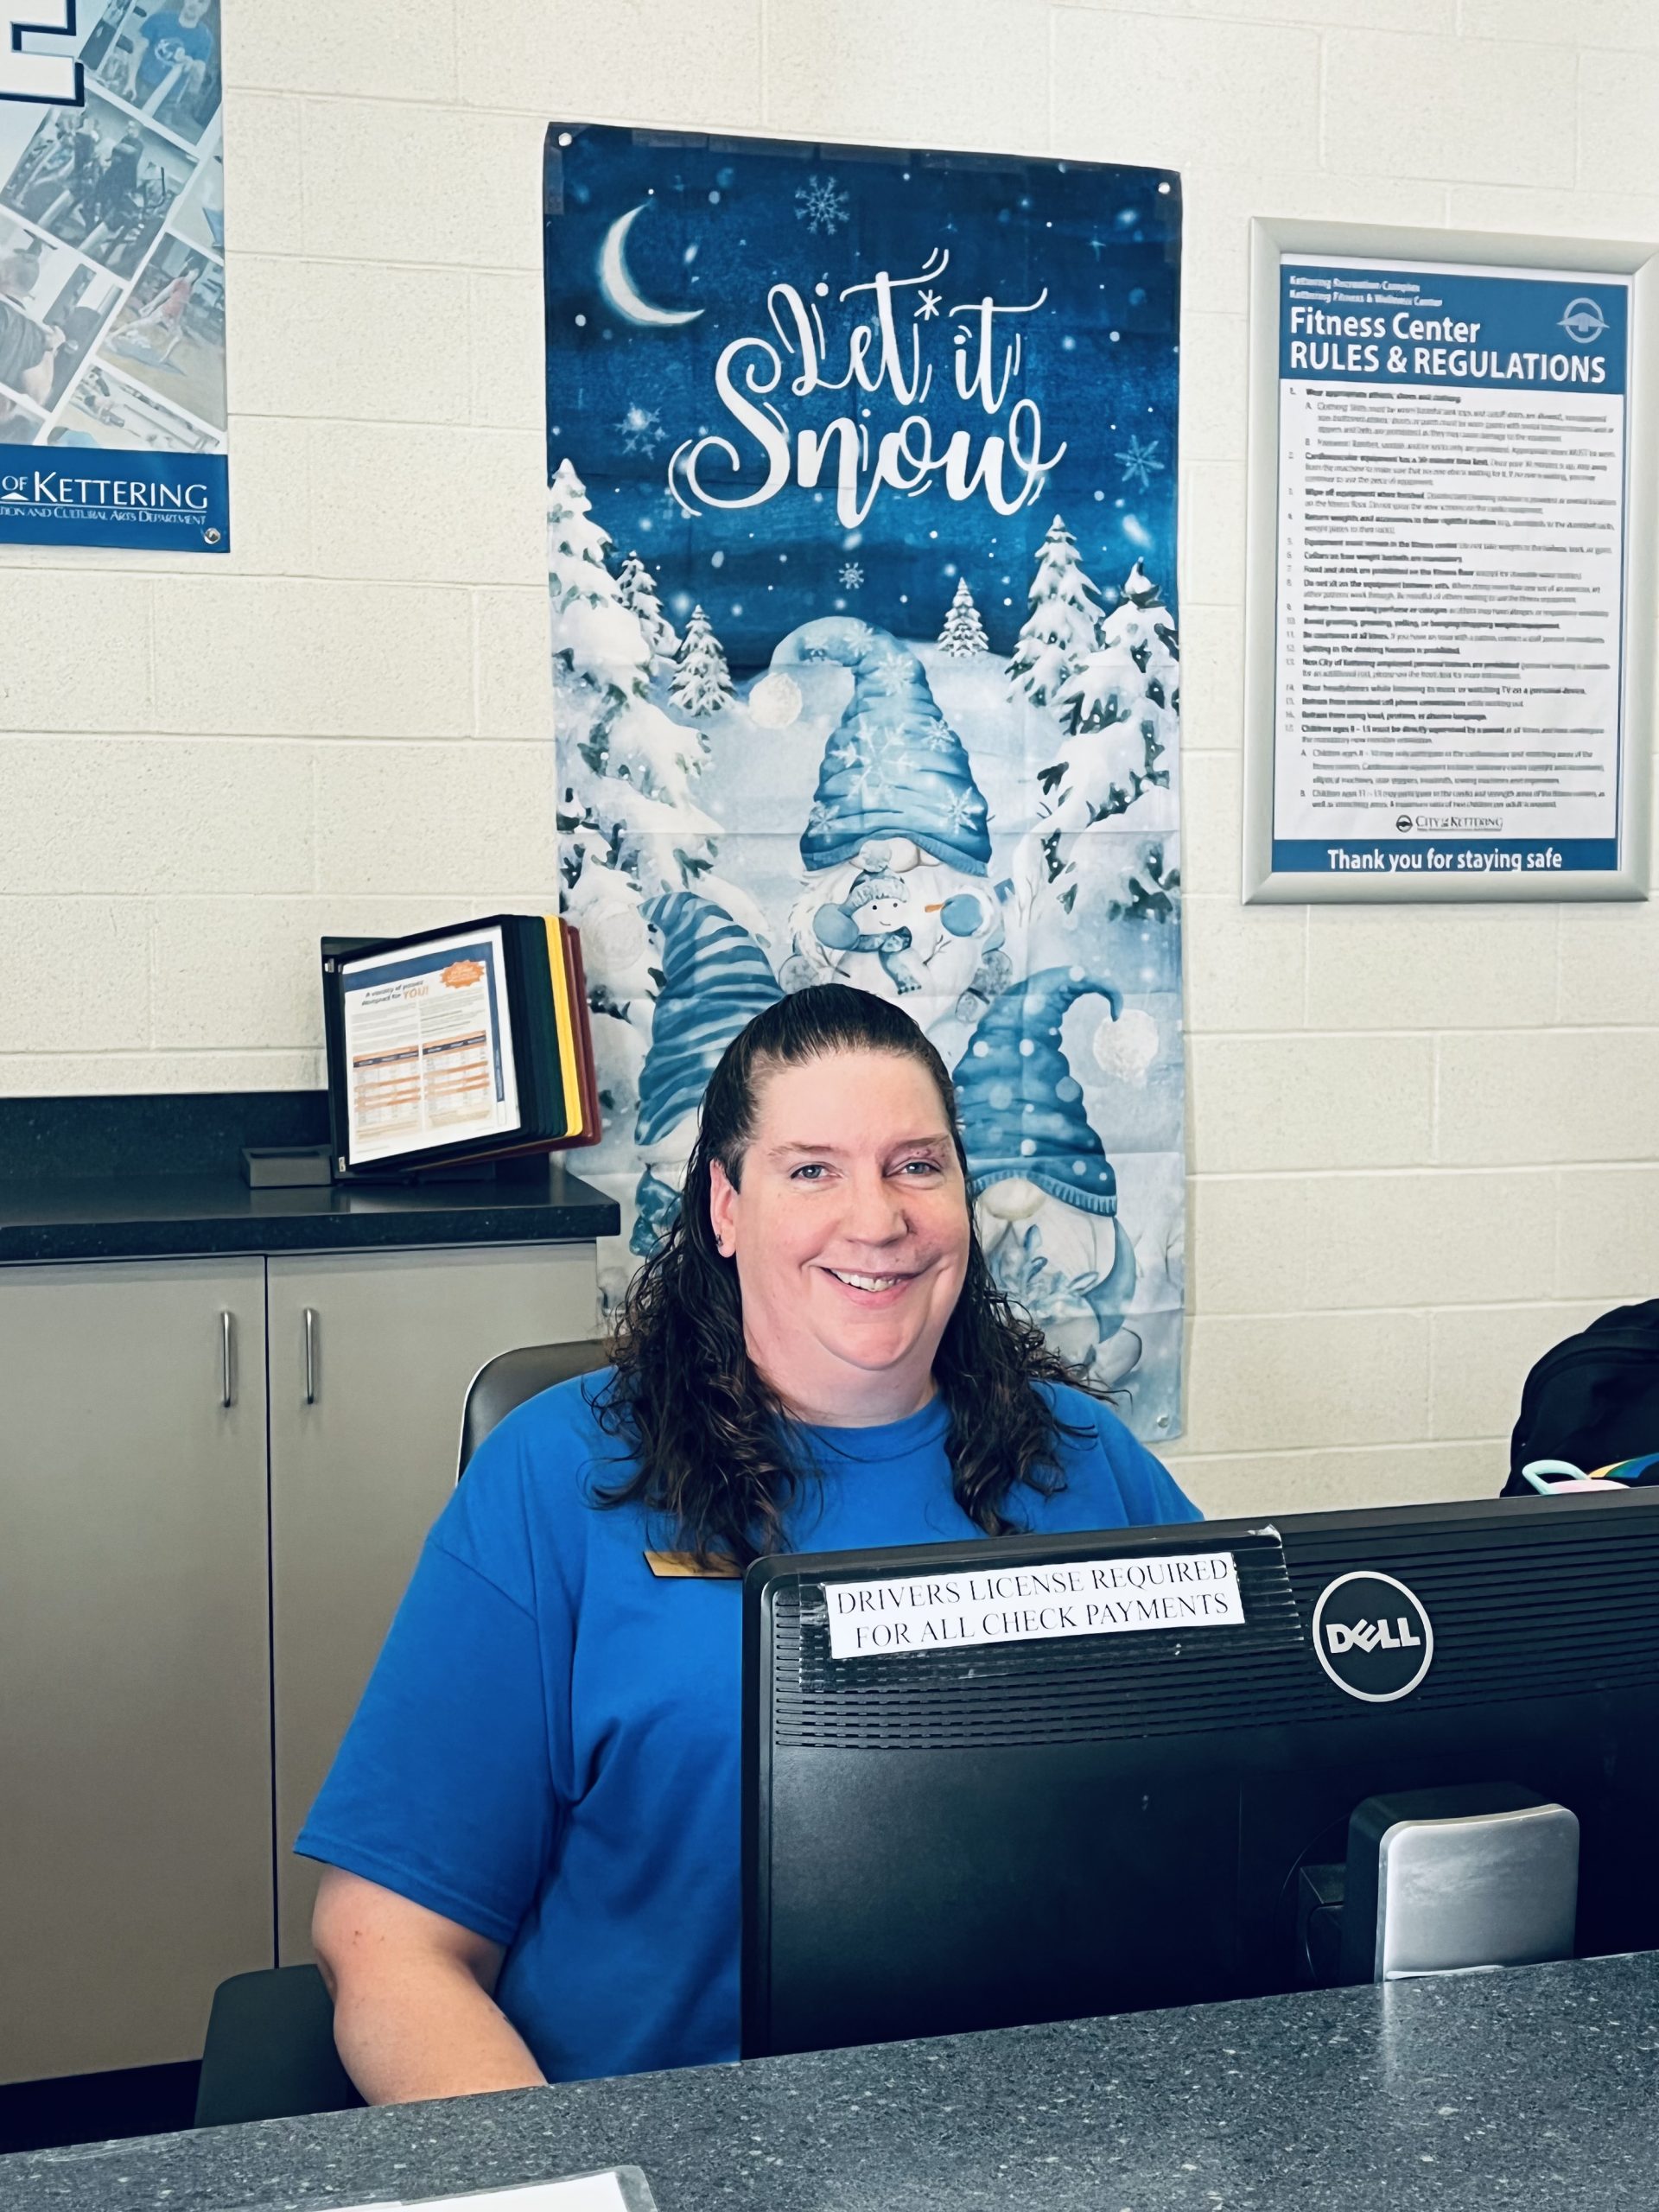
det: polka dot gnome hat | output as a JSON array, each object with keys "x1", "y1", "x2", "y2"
[
  {"x1": 634, "y1": 893, "x2": 780, "y2": 1149},
  {"x1": 954, "y1": 967, "x2": 1123, "y2": 1216},
  {"x1": 772, "y1": 616, "x2": 992, "y2": 876}
]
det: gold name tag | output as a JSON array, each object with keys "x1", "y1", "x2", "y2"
[{"x1": 644, "y1": 1549, "x2": 741, "y2": 1581}]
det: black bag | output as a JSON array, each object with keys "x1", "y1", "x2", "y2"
[{"x1": 1504, "y1": 1300, "x2": 1659, "y2": 1495}]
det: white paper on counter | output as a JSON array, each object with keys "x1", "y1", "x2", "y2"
[{"x1": 308, "y1": 2168, "x2": 657, "y2": 2212}]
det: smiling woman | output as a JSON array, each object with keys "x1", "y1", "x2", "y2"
[
  {"x1": 298, "y1": 986, "x2": 1198, "y2": 2107},
  {"x1": 597, "y1": 984, "x2": 1158, "y2": 1564}
]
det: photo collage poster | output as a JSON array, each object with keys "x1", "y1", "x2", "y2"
[
  {"x1": 543, "y1": 126, "x2": 1186, "y2": 1440},
  {"x1": 0, "y1": 0, "x2": 227, "y2": 548}
]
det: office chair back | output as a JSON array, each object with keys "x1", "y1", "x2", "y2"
[
  {"x1": 194, "y1": 1966, "x2": 360, "y2": 2129},
  {"x1": 458, "y1": 1338, "x2": 609, "y2": 1478}
]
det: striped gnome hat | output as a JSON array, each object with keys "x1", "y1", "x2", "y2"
[
  {"x1": 953, "y1": 968, "x2": 1123, "y2": 1215},
  {"x1": 634, "y1": 893, "x2": 780, "y2": 1148},
  {"x1": 771, "y1": 617, "x2": 992, "y2": 876}
]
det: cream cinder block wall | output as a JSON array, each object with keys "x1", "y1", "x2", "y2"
[{"x1": 3, "y1": 0, "x2": 1658, "y2": 1515}]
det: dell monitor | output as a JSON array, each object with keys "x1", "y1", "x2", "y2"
[{"x1": 742, "y1": 1491, "x2": 1659, "y2": 2059}]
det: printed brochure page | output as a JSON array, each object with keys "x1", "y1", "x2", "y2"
[{"x1": 341, "y1": 925, "x2": 519, "y2": 1165}]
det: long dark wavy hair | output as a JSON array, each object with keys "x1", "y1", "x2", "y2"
[{"x1": 592, "y1": 984, "x2": 1103, "y2": 1566}]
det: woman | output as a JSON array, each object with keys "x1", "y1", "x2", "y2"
[
  {"x1": 302, "y1": 986, "x2": 1198, "y2": 2102},
  {"x1": 118, "y1": 267, "x2": 194, "y2": 361}
]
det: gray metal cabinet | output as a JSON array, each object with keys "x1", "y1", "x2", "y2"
[
  {"x1": 268, "y1": 1243, "x2": 600, "y2": 1961},
  {"x1": 0, "y1": 1260, "x2": 272, "y2": 2085}
]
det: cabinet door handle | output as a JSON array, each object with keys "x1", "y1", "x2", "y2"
[
  {"x1": 302, "y1": 1307, "x2": 318, "y2": 1405},
  {"x1": 219, "y1": 1311, "x2": 235, "y2": 1408}
]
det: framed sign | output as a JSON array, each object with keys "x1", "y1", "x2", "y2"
[
  {"x1": 1243, "y1": 219, "x2": 1658, "y2": 902},
  {"x1": 0, "y1": 0, "x2": 228, "y2": 550}
]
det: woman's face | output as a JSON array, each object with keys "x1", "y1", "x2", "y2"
[{"x1": 708, "y1": 1048, "x2": 971, "y2": 1425}]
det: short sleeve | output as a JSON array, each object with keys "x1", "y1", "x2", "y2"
[
  {"x1": 296, "y1": 1528, "x2": 560, "y2": 1948},
  {"x1": 1096, "y1": 1401, "x2": 1204, "y2": 1527}
]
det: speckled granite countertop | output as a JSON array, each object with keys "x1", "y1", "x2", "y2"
[{"x1": 6, "y1": 1953, "x2": 1658, "y2": 2211}]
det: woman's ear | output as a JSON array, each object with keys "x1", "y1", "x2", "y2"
[{"x1": 708, "y1": 1157, "x2": 738, "y2": 1258}]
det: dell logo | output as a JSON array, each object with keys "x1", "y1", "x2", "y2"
[
  {"x1": 1325, "y1": 1615, "x2": 1422, "y2": 1655},
  {"x1": 1312, "y1": 1571, "x2": 1434, "y2": 1703}
]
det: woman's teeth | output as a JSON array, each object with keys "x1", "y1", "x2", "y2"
[{"x1": 830, "y1": 1269, "x2": 906, "y2": 1292}]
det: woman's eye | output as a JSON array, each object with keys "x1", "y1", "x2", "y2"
[
  {"x1": 791, "y1": 1163, "x2": 829, "y2": 1181},
  {"x1": 897, "y1": 1159, "x2": 942, "y2": 1176}
]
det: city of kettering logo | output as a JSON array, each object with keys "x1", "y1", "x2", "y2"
[
  {"x1": 1560, "y1": 296, "x2": 1609, "y2": 345},
  {"x1": 1312, "y1": 1571, "x2": 1434, "y2": 1703},
  {"x1": 1395, "y1": 814, "x2": 1414, "y2": 833}
]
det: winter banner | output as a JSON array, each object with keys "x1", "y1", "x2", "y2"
[
  {"x1": 545, "y1": 126, "x2": 1185, "y2": 1440},
  {"x1": 0, "y1": 1, "x2": 228, "y2": 550}
]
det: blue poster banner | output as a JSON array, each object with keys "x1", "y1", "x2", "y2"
[
  {"x1": 0, "y1": 0, "x2": 227, "y2": 550},
  {"x1": 544, "y1": 126, "x2": 1186, "y2": 1440}
]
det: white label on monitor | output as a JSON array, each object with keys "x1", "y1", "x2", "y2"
[{"x1": 823, "y1": 1553, "x2": 1244, "y2": 1661}]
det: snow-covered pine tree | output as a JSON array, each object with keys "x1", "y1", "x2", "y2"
[
  {"x1": 1006, "y1": 516, "x2": 1107, "y2": 709},
  {"x1": 1030, "y1": 561, "x2": 1181, "y2": 919},
  {"x1": 1108, "y1": 841, "x2": 1179, "y2": 925},
  {"x1": 616, "y1": 550, "x2": 678, "y2": 667},
  {"x1": 938, "y1": 576, "x2": 989, "y2": 658},
  {"x1": 549, "y1": 460, "x2": 718, "y2": 1044},
  {"x1": 1046, "y1": 560, "x2": 1179, "y2": 827},
  {"x1": 671, "y1": 605, "x2": 734, "y2": 716}
]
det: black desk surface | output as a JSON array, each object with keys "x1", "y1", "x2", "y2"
[
  {"x1": 0, "y1": 1090, "x2": 619, "y2": 1261},
  {"x1": 0, "y1": 1158, "x2": 619, "y2": 1264},
  {"x1": 5, "y1": 1953, "x2": 1656, "y2": 2210}
]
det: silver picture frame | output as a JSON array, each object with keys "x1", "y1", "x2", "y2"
[{"x1": 1243, "y1": 216, "x2": 1659, "y2": 904}]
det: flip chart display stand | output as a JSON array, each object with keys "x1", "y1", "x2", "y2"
[{"x1": 1243, "y1": 217, "x2": 1659, "y2": 903}]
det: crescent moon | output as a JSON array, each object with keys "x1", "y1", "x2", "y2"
[{"x1": 598, "y1": 203, "x2": 704, "y2": 328}]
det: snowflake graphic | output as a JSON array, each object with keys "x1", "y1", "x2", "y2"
[
  {"x1": 615, "y1": 403, "x2": 664, "y2": 454},
  {"x1": 915, "y1": 289, "x2": 943, "y2": 321},
  {"x1": 909, "y1": 724, "x2": 961, "y2": 755},
  {"x1": 838, "y1": 562, "x2": 864, "y2": 588},
  {"x1": 804, "y1": 800, "x2": 837, "y2": 837},
  {"x1": 795, "y1": 175, "x2": 850, "y2": 237},
  {"x1": 1115, "y1": 433, "x2": 1164, "y2": 491},
  {"x1": 943, "y1": 788, "x2": 983, "y2": 832}
]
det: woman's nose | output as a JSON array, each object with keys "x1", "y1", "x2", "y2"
[{"x1": 842, "y1": 1170, "x2": 906, "y2": 1243}]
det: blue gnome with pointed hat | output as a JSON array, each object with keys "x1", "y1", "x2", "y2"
[
  {"x1": 955, "y1": 966, "x2": 1141, "y2": 1386},
  {"x1": 629, "y1": 892, "x2": 780, "y2": 1256},
  {"x1": 769, "y1": 618, "x2": 1011, "y2": 1021}
]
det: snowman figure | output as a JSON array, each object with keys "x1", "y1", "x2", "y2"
[
  {"x1": 766, "y1": 617, "x2": 1009, "y2": 1020},
  {"x1": 954, "y1": 967, "x2": 1141, "y2": 1388},
  {"x1": 629, "y1": 891, "x2": 780, "y2": 1256}
]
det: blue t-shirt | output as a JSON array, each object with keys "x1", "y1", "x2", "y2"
[
  {"x1": 135, "y1": 11, "x2": 214, "y2": 97},
  {"x1": 297, "y1": 1375, "x2": 1199, "y2": 2083}
]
